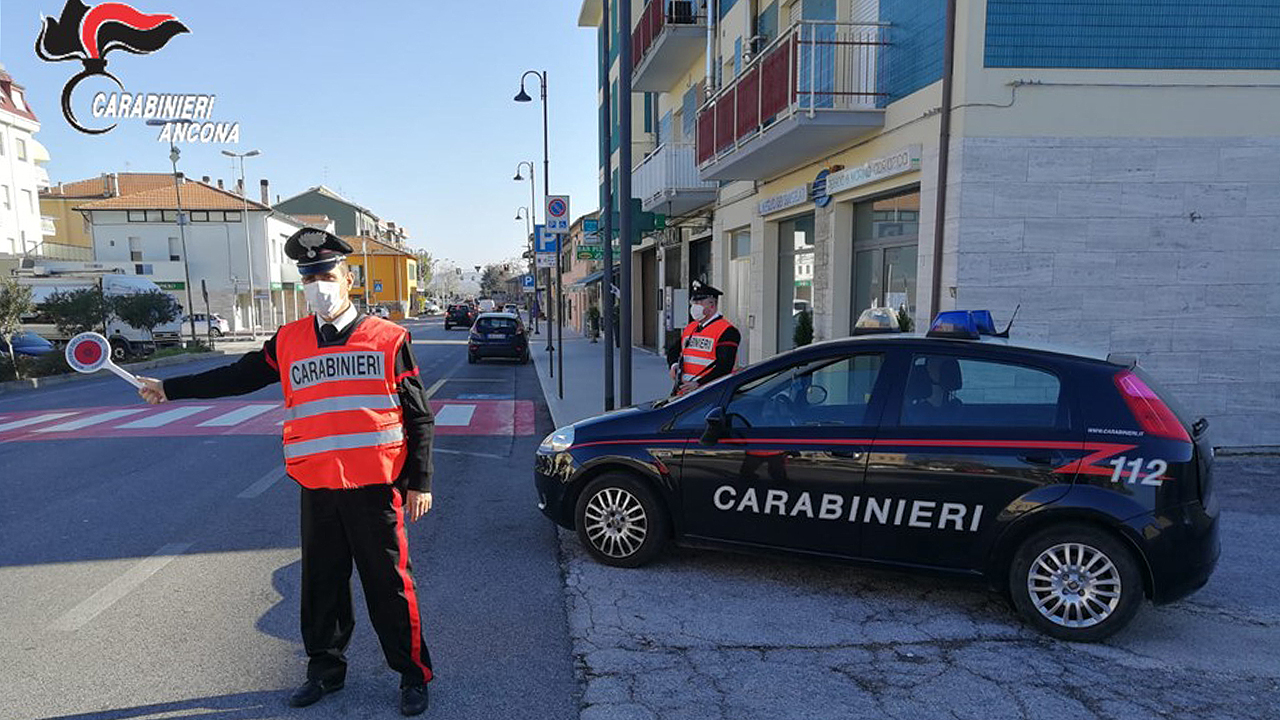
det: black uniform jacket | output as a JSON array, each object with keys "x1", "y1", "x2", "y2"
[{"x1": 163, "y1": 315, "x2": 435, "y2": 492}]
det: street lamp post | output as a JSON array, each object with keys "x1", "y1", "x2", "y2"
[
  {"x1": 514, "y1": 161, "x2": 543, "y2": 338},
  {"x1": 516, "y1": 206, "x2": 539, "y2": 335},
  {"x1": 222, "y1": 149, "x2": 262, "y2": 340},
  {"x1": 515, "y1": 69, "x2": 563, "y2": 397},
  {"x1": 144, "y1": 119, "x2": 198, "y2": 346}
]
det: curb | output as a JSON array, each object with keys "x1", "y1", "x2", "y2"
[{"x1": 0, "y1": 350, "x2": 236, "y2": 396}]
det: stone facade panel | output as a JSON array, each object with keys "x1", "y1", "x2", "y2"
[
  {"x1": 1027, "y1": 147, "x2": 1094, "y2": 183},
  {"x1": 1155, "y1": 146, "x2": 1221, "y2": 182}
]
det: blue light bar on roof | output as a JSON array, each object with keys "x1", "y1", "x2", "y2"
[{"x1": 927, "y1": 310, "x2": 999, "y2": 340}]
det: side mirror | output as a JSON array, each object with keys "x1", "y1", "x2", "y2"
[{"x1": 700, "y1": 407, "x2": 727, "y2": 446}]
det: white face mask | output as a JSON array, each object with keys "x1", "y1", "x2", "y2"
[
  {"x1": 689, "y1": 302, "x2": 706, "y2": 321},
  {"x1": 304, "y1": 280, "x2": 346, "y2": 319}
]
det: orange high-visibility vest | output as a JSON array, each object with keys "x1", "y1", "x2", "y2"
[
  {"x1": 678, "y1": 315, "x2": 731, "y2": 386},
  {"x1": 276, "y1": 316, "x2": 408, "y2": 490}
]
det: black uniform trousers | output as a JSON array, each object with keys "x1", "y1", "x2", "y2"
[{"x1": 300, "y1": 483, "x2": 433, "y2": 688}]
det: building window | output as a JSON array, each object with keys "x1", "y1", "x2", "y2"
[
  {"x1": 730, "y1": 229, "x2": 751, "y2": 259},
  {"x1": 129, "y1": 236, "x2": 142, "y2": 261},
  {"x1": 135, "y1": 263, "x2": 154, "y2": 275},
  {"x1": 146, "y1": 210, "x2": 162, "y2": 222},
  {"x1": 777, "y1": 214, "x2": 815, "y2": 353},
  {"x1": 168, "y1": 237, "x2": 181, "y2": 261},
  {"x1": 0, "y1": 131, "x2": 5, "y2": 155},
  {"x1": 851, "y1": 189, "x2": 920, "y2": 331},
  {"x1": 225, "y1": 211, "x2": 241, "y2": 222},
  {"x1": 21, "y1": 189, "x2": 33, "y2": 214},
  {"x1": 192, "y1": 211, "x2": 209, "y2": 222},
  {"x1": 162, "y1": 210, "x2": 177, "y2": 222},
  {"x1": 15, "y1": 138, "x2": 26, "y2": 161},
  {"x1": 127, "y1": 210, "x2": 146, "y2": 222}
]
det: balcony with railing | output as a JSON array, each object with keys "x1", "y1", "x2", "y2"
[
  {"x1": 632, "y1": 142, "x2": 718, "y2": 216},
  {"x1": 696, "y1": 21, "x2": 889, "y2": 182},
  {"x1": 632, "y1": 0, "x2": 707, "y2": 92}
]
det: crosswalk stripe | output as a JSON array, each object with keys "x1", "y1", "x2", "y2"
[
  {"x1": 434, "y1": 404, "x2": 476, "y2": 427},
  {"x1": 196, "y1": 404, "x2": 278, "y2": 427},
  {"x1": 116, "y1": 405, "x2": 214, "y2": 429},
  {"x1": 35, "y1": 409, "x2": 146, "y2": 433},
  {"x1": 0, "y1": 412, "x2": 79, "y2": 432}
]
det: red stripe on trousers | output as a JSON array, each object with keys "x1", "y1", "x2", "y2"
[{"x1": 392, "y1": 490, "x2": 433, "y2": 683}]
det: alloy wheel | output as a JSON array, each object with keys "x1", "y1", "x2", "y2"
[
  {"x1": 1027, "y1": 542, "x2": 1122, "y2": 629},
  {"x1": 583, "y1": 487, "x2": 648, "y2": 559}
]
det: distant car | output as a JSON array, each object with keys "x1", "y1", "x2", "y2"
[
  {"x1": 478, "y1": 298, "x2": 497, "y2": 313},
  {"x1": 2, "y1": 331, "x2": 54, "y2": 356},
  {"x1": 184, "y1": 313, "x2": 231, "y2": 337},
  {"x1": 503, "y1": 303, "x2": 520, "y2": 315},
  {"x1": 468, "y1": 312, "x2": 529, "y2": 364},
  {"x1": 444, "y1": 304, "x2": 475, "y2": 330},
  {"x1": 423, "y1": 302, "x2": 442, "y2": 315},
  {"x1": 372, "y1": 305, "x2": 391, "y2": 319}
]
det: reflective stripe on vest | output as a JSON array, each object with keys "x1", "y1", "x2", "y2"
[
  {"x1": 283, "y1": 426, "x2": 406, "y2": 460},
  {"x1": 287, "y1": 394, "x2": 402, "y2": 422},
  {"x1": 275, "y1": 315, "x2": 409, "y2": 490}
]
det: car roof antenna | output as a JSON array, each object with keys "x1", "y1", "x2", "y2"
[{"x1": 996, "y1": 304, "x2": 1020, "y2": 338}]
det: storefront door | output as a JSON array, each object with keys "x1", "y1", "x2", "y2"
[
  {"x1": 777, "y1": 214, "x2": 815, "y2": 353},
  {"x1": 851, "y1": 190, "x2": 920, "y2": 331}
]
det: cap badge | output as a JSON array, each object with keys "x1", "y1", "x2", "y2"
[{"x1": 299, "y1": 232, "x2": 326, "y2": 258}]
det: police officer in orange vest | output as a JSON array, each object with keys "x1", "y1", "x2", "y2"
[
  {"x1": 666, "y1": 280, "x2": 740, "y2": 396},
  {"x1": 136, "y1": 228, "x2": 434, "y2": 716}
]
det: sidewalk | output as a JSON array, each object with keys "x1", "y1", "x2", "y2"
[{"x1": 529, "y1": 321, "x2": 672, "y2": 427}]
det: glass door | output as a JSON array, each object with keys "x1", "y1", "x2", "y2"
[{"x1": 777, "y1": 214, "x2": 815, "y2": 353}]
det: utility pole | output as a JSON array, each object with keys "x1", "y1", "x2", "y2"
[
  {"x1": 619, "y1": 0, "x2": 635, "y2": 405},
  {"x1": 600, "y1": 0, "x2": 615, "y2": 411}
]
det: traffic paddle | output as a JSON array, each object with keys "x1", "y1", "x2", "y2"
[{"x1": 64, "y1": 332, "x2": 144, "y2": 389}]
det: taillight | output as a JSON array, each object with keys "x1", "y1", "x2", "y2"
[{"x1": 1113, "y1": 370, "x2": 1191, "y2": 443}]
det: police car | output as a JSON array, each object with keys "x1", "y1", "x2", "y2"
[{"x1": 534, "y1": 309, "x2": 1219, "y2": 641}]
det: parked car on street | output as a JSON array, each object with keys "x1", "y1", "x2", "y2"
[
  {"x1": 533, "y1": 309, "x2": 1218, "y2": 642},
  {"x1": 371, "y1": 305, "x2": 391, "y2": 319},
  {"x1": 1, "y1": 331, "x2": 54, "y2": 356},
  {"x1": 183, "y1": 313, "x2": 231, "y2": 337},
  {"x1": 468, "y1": 312, "x2": 529, "y2": 364},
  {"x1": 444, "y1": 304, "x2": 476, "y2": 330},
  {"x1": 503, "y1": 303, "x2": 521, "y2": 315}
]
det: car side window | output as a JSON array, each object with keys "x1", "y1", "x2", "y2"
[
  {"x1": 725, "y1": 354, "x2": 883, "y2": 429},
  {"x1": 900, "y1": 354, "x2": 1062, "y2": 428}
]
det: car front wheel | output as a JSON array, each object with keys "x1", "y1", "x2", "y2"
[
  {"x1": 1009, "y1": 523, "x2": 1144, "y2": 642},
  {"x1": 574, "y1": 473, "x2": 669, "y2": 568},
  {"x1": 209, "y1": 327, "x2": 222, "y2": 337}
]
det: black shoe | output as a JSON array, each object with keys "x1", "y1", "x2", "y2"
[
  {"x1": 288, "y1": 678, "x2": 344, "y2": 708},
  {"x1": 400, "y1": 684, "x2": 429, "y2": 716}
]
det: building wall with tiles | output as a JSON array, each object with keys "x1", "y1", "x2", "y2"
[{"x1": 951, "y1": 135, "x2": 1280, "y2": 447}]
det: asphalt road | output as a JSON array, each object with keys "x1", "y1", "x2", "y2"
[{"x1": 0, "y1": 316, "x2": 576, "y2": 720}]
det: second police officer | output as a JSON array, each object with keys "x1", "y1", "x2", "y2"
[
  {"x1": 667, "y1": 280, "x2": 741, "y2": 396},
  {"x1": 137, "y1": 228, "x2": 435, "y2": 716}
]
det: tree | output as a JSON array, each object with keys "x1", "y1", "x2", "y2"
[
  {"x1": 0, "y1": 276, "x2": 35, "y2": 379},
  {"x1": 112, "y1": 290, "x2": 181, "y2": 343},
  {"x1": 44, "y1": 286, "x2": 112, "y2": 337},
  {"x1": 413, "y1": 250, "x2": 433, "y2": 288},
  {"x1": 793, "y1": 308, "x2": 814, "y2": 348}
]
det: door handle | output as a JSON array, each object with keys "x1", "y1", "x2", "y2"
[
  {"x1": 1019, "y1": 453, "x2": 1057, "y2": 467},
  {"x1": 832, "y1": 451, "x2": 864, "y2": 460}
]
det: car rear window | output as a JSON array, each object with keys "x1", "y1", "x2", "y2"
[
  {"x1": 900, "y1": 355, "x2": 1063, "y2": 428},
  {"x1": 476, "y1": 317, "x2": 518, "y2": 332}
]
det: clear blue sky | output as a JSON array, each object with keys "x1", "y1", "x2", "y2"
[{"x1": 1, "y1": 0, "x2": 601, "y2": 269}]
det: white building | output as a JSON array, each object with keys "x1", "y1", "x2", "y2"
[
  {"x1": 0, "y1": 66, "x2": 53, "y2": 259},
  {"x1": 78, "y1": 176, "x2": 309, "y2": 331}
]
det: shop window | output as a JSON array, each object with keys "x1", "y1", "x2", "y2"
[
  {"x1": 851, "y1": 189, "x2": 920, "y2": 332},
  {"x1": 776, "y1": 214, "x2": 815, "y2": 353}
]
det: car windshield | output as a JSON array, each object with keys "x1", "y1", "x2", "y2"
[{"x1": 476, "y1": 317, "x2": 518, "y2": 332}]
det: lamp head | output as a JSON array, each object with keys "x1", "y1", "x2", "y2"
[
  {"x1": 513, "y1": 171, "x2": 523, "y2": 181},
  {"x1": 220, "y1": 150, "x2": 235, "y2": 157},
  {"x1": 513, "y1": 87, "x2": 532, "y2": 103},
  {"x1": 245, "y1": 150, "x2": 261, "y2": 157}
]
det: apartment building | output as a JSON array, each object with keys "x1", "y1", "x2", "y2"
[
  {"x1": 0, "y1": 67, "x2": 54, "y2": 260},
  {"x1": 585, "y1": 0, "x2": 1280, "y2": 445}
]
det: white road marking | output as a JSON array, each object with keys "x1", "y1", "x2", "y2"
[
  {"x1": 116, "y1": 405, "x2": 213, "y2": 429},
  {"x1": 0, "y1": 412, "x2": 78, "y2": 432},
  {"x1": 433, "y1": 404, "x2": 476, "y2": 426},
  {"x1": 51, "y1": 543, "x2": 192, "y2": 632},
  {"x1": 433, "y1": 447, "x2": 508, "y2": 459},
  {"x1": 237, "y1": 466, "x2": 286, "y2": 499},
  {"x1": 196, "y1": 404, "x2": 277, "y2": 427},
  {"x1": 35, "y1": 409, "x2": 146, "y2": 433},
  {"x1": 425, "y1": 378, "x2": 448, "y2": 400}
]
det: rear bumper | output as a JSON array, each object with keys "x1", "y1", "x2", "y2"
[
  {"x1": 1128, "y1": 500, "x2": 1220, "y2": 604},
  {"x1": 470, "y1": 340, "x2": 528, "y2": 357}
]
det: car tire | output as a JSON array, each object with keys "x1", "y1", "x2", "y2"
[
  {"x1": 444, "y1": 323, "x2": 451, "y2": 330},
  {"x1": 574, "y1": 473, "x2": 669, "y2": 568},
  {"x1": 209, "y1": 328, "x2": 222, "y2": 338},
  {"x1": 520, "y1": 350, "x2": 530, "y2": 365},
  {"x1": 467, "y1": 353, "x2": 477, "y2": 364},
  {"x1": 109, "y1": 338, "x2": 131, "y2": 361},
  {"x1": 1009, "y1": 523, "x2": 1144, "y2": 642}
]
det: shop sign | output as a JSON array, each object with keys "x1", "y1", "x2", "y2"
[
  {"x1": 156, "y1": 281, "x2": 184, "y2": 290},
  {"x1": 826, "y1": 145, "x2": 922, "y2": 196},
  {"x1": 757, "y1": 185, "x2": 810, "y2": 217},
  {"x1": 577, "y1": 246, "x2": 602, "y2": 260},
  {"x1": 811, "y1": 168, "x2": 832, "y2": 208}
]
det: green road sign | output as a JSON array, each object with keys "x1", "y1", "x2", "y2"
[{"x1": 577, "y1": 246, "x2": 603, "y2": 260}]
